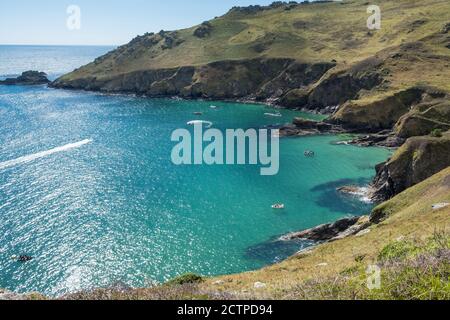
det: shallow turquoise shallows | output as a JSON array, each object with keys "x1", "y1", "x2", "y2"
[{"x1": 0, "y1": 46, "x2": 391, "y2": 296}]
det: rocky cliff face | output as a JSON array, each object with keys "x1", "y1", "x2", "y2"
[
  {"x1": 395, "y1": 97, "x2": 450, "y2": 139},
  {"x1": 52, "y1": 58, "x2": 335, "y2": 101},
  {"x1": 330, "y1": 87, "x2": 425, "y2": 132},
  {"x1": 371, "y1": 131, "x2": 450, "y2": 202}
]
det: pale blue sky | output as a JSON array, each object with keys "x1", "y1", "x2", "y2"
[{"x1": 0, "y1": 0, "x2": 280, "y2": 46}]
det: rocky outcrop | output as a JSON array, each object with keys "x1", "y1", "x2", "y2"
[
  {"x1": 371, "y1": 131, "x2": 450, "y2": 202},
  {"x1": 0, "y1": 71, "x2": 50, "y2": 85},
  {"x1": 52, "y1": 58, "x2": 335, "y2": 101},
  {"x1": 194, "y1": 22, "x2": 213, "y2": 38},
  {"x1": 442, "y1": 22, "x2": 450, "y2": 34},
  {"x1": 346, "y1": 130, "x2": 405, "y2": 148},
  {"x1": 330, "y1": 87, "x2": 425, "y2": 132},
  {"x1": 279, "y1": 117, "x2": 341, "y2": 137},
  {"x1": 280, "y1": 216, "x2": 362, "y2": 242},
  {"x1": 274, "y1": 54, "x2": 386, "y2": 112},
  {"x1": 395, "y1": 98, "x2": 450, "y2": 139},
  {"x1": 228, "y1": 2, "x2": 301, "y2": 15}
]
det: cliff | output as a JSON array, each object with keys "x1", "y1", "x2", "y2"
[{"x1": 371, "y1": 131, "x2": 450, "y2": 203}]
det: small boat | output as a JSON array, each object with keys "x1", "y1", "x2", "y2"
[
  {"x1": 304, "y1": 150, "x2": 315, "y2": 157},
  {"x1": 193, "y1": 112, "x2": 203, "y2": 116},
  {"x1": 264, "y1": 112, "x2": 282, "y2": 117},
  {"x1": 210, "y1": 105, "x2": 218, "y2": 109},
  {"x1": 272, "y1": 204, "x2": 285, "y2": 210},
  {"x1": 187, "y1": 120, "x2": 213, "y2": 128}
]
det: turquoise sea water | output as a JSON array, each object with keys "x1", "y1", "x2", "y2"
[{"x1": 0, "y1": 46, "x2": 391, "y2": 296}]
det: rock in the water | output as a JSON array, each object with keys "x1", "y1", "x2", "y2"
[
  {"x1": 279, "y1": 117, "x2": 338, "y2": 137},
  {"x1": 0, "y1": 71, "x2": 50, "y2": 85},
  {"x1": 293, "y1": 118, "x2": 332, "y2": 131},
  {"x1": 337, "y1": 186, "x2": 363, "y2": 195},
  {"x1": 17, "y1": 255, "x2": 33, "y2": 263},
  {"x1": 347, "y1": 130, "x2": 405, "y2": 148},
  {"x1": 281, "y1": 216, "x2": 361, "y2": 242}
]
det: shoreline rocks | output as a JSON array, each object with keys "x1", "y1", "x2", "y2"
[
  {"x1": 345, "y1": 130, "x2": 405, "y2": 148},
  {"x1": 280, "y1": 216, "x2": 363, "y2": 242},
  {"x1": 279, "y1": 117, "x2": 343, "y2": 137},
  {"x1": 0, "y1": 71, "x2": 50, "y2": 85}
]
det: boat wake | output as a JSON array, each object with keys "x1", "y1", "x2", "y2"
[
  {"x1": 0, "y1": 139, "x2": 92, "y2": 171},
  {"x1": 187, "y1": 120, "x2": 213, "y2": 128}
]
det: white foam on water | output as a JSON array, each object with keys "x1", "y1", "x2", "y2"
[
  {"x1": 264, "y1": 112, "x2": 282, "y2": 117},
  {"x1": 0, "y1": 139, "x2": 92, "y2": 171},
  {"x1": 351, "y1": 187, "x2": 373, "y2": 204}
]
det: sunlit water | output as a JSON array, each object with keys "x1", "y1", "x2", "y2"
[{"x1": 0, "y1": 46, "x2": 391, "y2": 296}]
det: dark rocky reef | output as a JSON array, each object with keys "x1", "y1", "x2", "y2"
[
  {"x1": 280, "y1": 216, "x2": 367, "y2": 242},
  {"x1": 0, "y1": 71, "x2": 50, "y2": 85},
  {"x1": 346, "y1": 130, "x2": 405, "y2": 148},
  {"x1": 279, "y1": 117, "x2": 341, "y2": 137},
  {"x1": 371, "y1": 131, "x2": 450, "y2": 202}
]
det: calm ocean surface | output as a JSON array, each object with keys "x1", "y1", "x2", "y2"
[{"x1": 0, "y1": 45, "x2": 391, "y2": 296}]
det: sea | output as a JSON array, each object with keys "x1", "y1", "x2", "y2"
[{"x1": 0, "y1": 45, "x2": 391, "y2": 296}]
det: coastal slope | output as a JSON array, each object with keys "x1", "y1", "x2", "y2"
[{"x1": 52, "y1": 0, "x2": 450, "y2": 120}]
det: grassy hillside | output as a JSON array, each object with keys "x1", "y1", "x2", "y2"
[
  {"x1": 56, "y1": 0, "x2": 450, "y2": 106},
  {"x1": 63, "y1": 0, "x2": 450, "y2": 78},
  {"x1": 53, "y1": 0, "x2": 450, "y2": 131}
]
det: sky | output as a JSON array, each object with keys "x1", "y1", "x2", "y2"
[{"x1": 0, "y1": 0, "x2": 278, "y2": 46}]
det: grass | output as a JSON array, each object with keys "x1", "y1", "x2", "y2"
[
  {"x1": 431, "y1": 128, "x2": 444, "y2": 138},
  {"x1": 60, "y1": 0, "x2": 450, "y2": 92},
  {"x1": 166, "y1": 273, "x2": 204, "y2": 286},
  {"x1": 284, "y1": 232, "x2": 449, "y2": 300}
]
